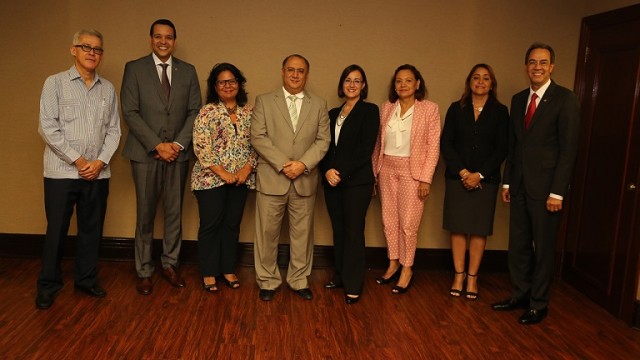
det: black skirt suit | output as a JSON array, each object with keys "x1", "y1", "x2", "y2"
[
  {"x1": 440, "y1": 97, "x2": 509, "y2": 236},
  {"x1": 319, "y1": 100, "x2": 380, "y2": 295}
]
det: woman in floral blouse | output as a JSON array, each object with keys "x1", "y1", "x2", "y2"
[{"x1": 191, "y1": 63, "x2": 257, "y2": 293}]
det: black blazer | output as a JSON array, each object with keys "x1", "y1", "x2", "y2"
[
  {"x1": 440, "y1": 97, "x2": 509, "y2": 184},
  {"x1": 320, "y1": 100, "x2": 380, "y2": 187},
  {"x1": 503, "y1": 81, "x2": 581, "y2": 200}
]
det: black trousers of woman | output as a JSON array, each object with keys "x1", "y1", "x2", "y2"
[
  {"x1": 194, "y1": 184, "x2": 248, "y2": 277},
  {"x1": 324, "y1": 184, "x2": 373, "y2": 295}
]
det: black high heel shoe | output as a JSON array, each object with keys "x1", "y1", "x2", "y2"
[
  {"x1": 392, "y1": 275, "x2": 413, "y2": 294},
  {"x1": 202, "y1": 278, "x2": 218, "y2": 293},
  {"x1": 450, "y1": 271, "x2": 466, "y2": 297},
  {"x1": 324, "y1": 281, "x2": 343, "y2": 289},
  {"x1": 222, "y1": 275, "x2": 240, "y2": 289},
  {"x1": 465, "y1": 273, "x2": 479, "y2": 300},
  {"x1": 375, "y1": 266, "x2": 402, "y2": 285}
]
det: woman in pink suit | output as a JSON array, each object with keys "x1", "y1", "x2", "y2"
[{"x1": 372, "y1": 64, "x2": 441, "y2": 294}]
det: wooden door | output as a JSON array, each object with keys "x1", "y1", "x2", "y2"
[{"x1": 562, "y1": 4, "x2": 640, "y2": 323}]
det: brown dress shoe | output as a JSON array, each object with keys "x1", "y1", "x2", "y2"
[
  {"x1": 161, "y1": 266, "x2": 186, "y2": 287},
  {"x1": 136, "y1": 277, "x2": 153, "y2": 295}
]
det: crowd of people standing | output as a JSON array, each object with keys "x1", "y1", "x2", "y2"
[{"x1": 35, "y1": 19, "x2": 580, "y2": 326}]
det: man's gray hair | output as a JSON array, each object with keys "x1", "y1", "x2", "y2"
[{"x1": 72, "y1": 29, "x2": 103, "y2": 45}]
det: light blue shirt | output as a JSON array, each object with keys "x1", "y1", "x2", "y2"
[{"x1": 38, "y1": 65, "x2": 121, "y2": 179}]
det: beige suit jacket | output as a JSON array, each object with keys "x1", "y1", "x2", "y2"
[{"x1": 250, "y1": 88, "x2": 330, "y2": 196}]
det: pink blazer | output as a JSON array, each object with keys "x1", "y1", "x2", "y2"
[{"x1": 372, "y1": 99, "x2": 441, "y2": 184}]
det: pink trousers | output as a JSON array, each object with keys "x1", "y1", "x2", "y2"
[{"x1": 378, "y1": 155, "x2": 425, "y2": 266}]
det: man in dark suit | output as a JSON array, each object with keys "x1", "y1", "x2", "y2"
[
  {"x1": 121, "y1": 19, "x2": 201, "y2": 295},
  {"x1": 492, "y1": 43, "x2": 580, "y2": 324},
  {"x1": 250, "y1": 54, "x2": 330, "y2": 301}
]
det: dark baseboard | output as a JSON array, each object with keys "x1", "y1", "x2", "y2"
[{"x1": 0, "y1": 233, "x2": 508, "y2": 272}]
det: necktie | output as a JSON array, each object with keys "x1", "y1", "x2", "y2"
[
  {"x1": 524, "y1": 93, "x2": 538, "y2": 129},
  {"x1": 288, "y1": 95, "x2": 298, "y2": 131},
  {"x1": 160, "y1": 63, "x2": 171, "y2": 102}
]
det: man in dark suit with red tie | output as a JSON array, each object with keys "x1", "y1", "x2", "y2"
[{"x1": 492, "y1": 43, "x2": 580, "y2": 325}]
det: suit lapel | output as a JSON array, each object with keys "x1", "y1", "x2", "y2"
[
  {"x1": 146, "y1": 55, "x2": 170, "y2": 107},
  {"x1": 409, "y1": 101, "x2": 420, "y2": 151},
  {"x1": 274, "y1": 92, "x2": 295, "y2": 132},
  {"x1": 296, "y1": 93, "x2": 312, "y2": 135},
  {"x1": 335, "y1": 101, "x2": 360, "y2": 148},
  {"x1": 168, "y1": 58, "x2": 183, "y2": 108}
]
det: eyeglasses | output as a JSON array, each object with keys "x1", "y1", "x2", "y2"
[
  {"x1": 74, "y1": 44, "x2": 104, "y2": 55},
  {"x1": 527, "y1": 59, "x2": 550, "y2": 67},
  {"x1": 344, "y1": 79, "x2": 363, "y2": 86},
  {"x1": 216, "y1": 79, "x2": 238, "y2": 87}
]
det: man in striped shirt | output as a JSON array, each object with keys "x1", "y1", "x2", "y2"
[{"x1": 36, "y1": 29, "x2": 121, "y2": 310}]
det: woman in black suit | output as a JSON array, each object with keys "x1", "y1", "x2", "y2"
[
  {"x1": 440, "y1": 64, "x2": 509, "y2": 300},
  {"x1": 320, "y1": 64, "x2": 380, "y2": 304}
]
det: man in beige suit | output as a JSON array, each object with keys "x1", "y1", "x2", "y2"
[{"x1": 250, "y1": 54, "x2": 330, "y2": 301}]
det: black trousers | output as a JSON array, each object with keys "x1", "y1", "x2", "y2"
[
  {"x1": 324, "y1": 184, "x2": 373, "y2": 295},
  {"x1": 37, "y1": 178, "x2": 109, "y2": 294},
  {"x1": 508, "y1": 191, "x2": 562, "y2": 309},
  {"x1": 194, "y1": 185, "x2": 248, "y2": 277}
]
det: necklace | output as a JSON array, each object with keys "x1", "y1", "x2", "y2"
[
  {"x1": 225, "y1": 104, "x2": 238, "y2": 115},
  {"x1": 473, "y1": 101, "x2": 486, "y2": 112},
  {"x1": 337, "y1": 105, "x2": 352, "y2": 127},
  {"x1": 337, "y1": 113, "x2": 347, "y2": 127}
]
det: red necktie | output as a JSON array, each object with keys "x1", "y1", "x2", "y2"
[{"x1": 524, "y1": 93, "x2": 538, "y2": 129}]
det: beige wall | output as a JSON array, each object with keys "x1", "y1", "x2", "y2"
[{"x1": 0, "y1": 0, "x2": 633, "y2": 251}]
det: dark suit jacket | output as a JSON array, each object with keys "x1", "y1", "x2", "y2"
[
  {"x1": 250, "y1": 89, "x2": 330, "y2": 196},
  {"x1": 503, "y1": 81, "x2": 580, "y2": 200},
  {"x1": 320, "y1": 100, "x2": 380, "y2": 187},
  {"x1": 121, "y1": 55, "x2": 201, "y2": 162},
  {"x1": 440, "y1": 97, "x2": 509, "y2": 184}
]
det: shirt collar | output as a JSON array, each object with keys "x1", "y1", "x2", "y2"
[
  {"x1": 152, "y1": 53, "x2": 173, "y2": 67},
  {"x1": 283, "y1": 87, "x2": 304, "y2": 99},
  {"x1": 530, "y1": 79, "x2": 551, "y2": 99},
  {"x1": 68, "y1": 65, "x2": 101, "y2": 84}
]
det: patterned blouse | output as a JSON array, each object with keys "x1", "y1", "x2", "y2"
[{"x1": 191, "y1": 102, "x2": 257, "y2": 191}]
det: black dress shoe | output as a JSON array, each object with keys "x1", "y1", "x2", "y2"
[
  {"x1": 324, "y1": 281, "x2": 343, "y2": 289},
  {"x1": 259, "y1": 289, "x2": 276, "y2": 301},
  {"x1": 75, "y1": 285, "x2": 107, "y2": 298},
  {"x1": 293, "y1": 287, "x2": 313, "y2": 300},
  {"x1": 519, "y1": 308, "x2": 548, "y2": 325},
  {"x1": 345, "y1": 295, "x2": 360, "y2": 304},
  {"x1": 491, "y1": 298, "x2": 528, "y2": 311},
  {"x1": 35, "y1": 292, "x2": 55, "y2": 309}
]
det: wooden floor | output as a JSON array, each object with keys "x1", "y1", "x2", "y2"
[{"x1": 1, "y1": 258, "x2": 639, "y2": 360}]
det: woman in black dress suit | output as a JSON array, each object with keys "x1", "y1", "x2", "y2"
[
  {"x1": 440, "y1": 64, "x2": 509, "y2": 299},
  {"x1": 320, "y1": 64, "x2": 380, "y2": 304}
]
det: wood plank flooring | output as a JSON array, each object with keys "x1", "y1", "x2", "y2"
[{"x1": 1, "y1": 258, "x2": 639, "y2": 359}]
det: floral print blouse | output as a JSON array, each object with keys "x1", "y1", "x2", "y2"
[{"x1": 191, "y1": 102, "x2": 257, "y2": 191}]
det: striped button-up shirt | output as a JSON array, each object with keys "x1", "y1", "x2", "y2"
[{"x1": 38, "y1": 65, "x2": 121, "y2": 179}]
